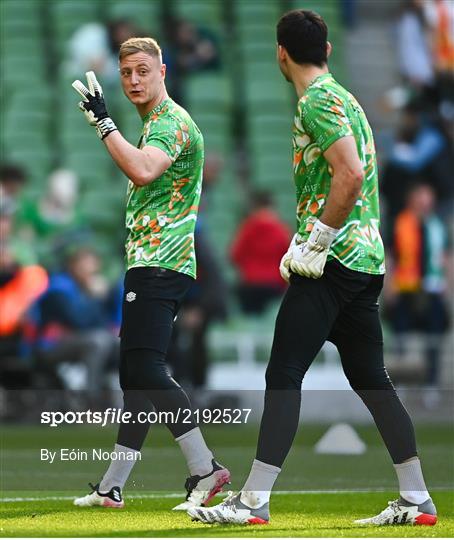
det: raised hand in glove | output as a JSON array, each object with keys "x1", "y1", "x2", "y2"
[
  {"x1": 289, "y1": 220, "x2": 339, "y2": 279},
  {"x1": 72, "y1": 71, "x2": 118, "y2": 140}
]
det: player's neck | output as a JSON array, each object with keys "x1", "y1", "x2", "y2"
[
  {"x1": 293, "y1": 65, "x2": 329, "y2": 98},
  {"x1": 137, "y1": 88, "x2": 169, "y2": 118}
]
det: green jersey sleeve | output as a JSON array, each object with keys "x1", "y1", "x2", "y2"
[
  {"x1": 144, "y1": 115, "x2": 190, "y2": 162},
  {"x1": 300, "y1": 87, "x2": 354, "y2": 153}
]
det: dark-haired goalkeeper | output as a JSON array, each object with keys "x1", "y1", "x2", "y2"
[
  {"x1": 188, "y1": 10, "x2": 436, "y2": 527},
  {"x1": 71, "y1": 37, "x2": 230, "y2": 510}
]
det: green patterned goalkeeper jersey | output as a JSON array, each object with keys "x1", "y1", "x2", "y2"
[
  {"x1": 293, "y1": 73, "x2": 385, "y2": 274},
  {"x1": 125, "y1": 98, "x2": 204, "y2": 279}
]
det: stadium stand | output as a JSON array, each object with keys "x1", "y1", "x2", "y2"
[
  {"x1": 0, "y1": 0, "x2": 343, "y2": 361},
  {"x1": 0, "y1": 0, "x2": 344, "y2": 352},
  {"x1": 1, "y1": 0, "x2": 452, "y2": 414},
  {"x1": 0, "y1": 0, "x2": 344, "y2": 261}
]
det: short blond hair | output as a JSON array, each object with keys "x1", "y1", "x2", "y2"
[{"x1": 119, "y1": 37, "x2": 162, "y2": 62}]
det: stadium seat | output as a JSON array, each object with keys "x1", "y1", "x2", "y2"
[
  {"x1": 289, "y1": 0, "x2": 339, "y2": 23},
  {"x1": 82, "y1": 189, "x2": 124, "y2": 227},
  {"x1": 247, "y1": 107, "x2": 293, "y2": 132},
  {"x1": 242, "y1": 63, "x2": 292, "y2": 106},
  {"x1": 5, "y1": 147, "x2": 52, "y2": 189},
  {"x1": 173, "y1": 0, "x2": 222, "y2": 26},
  {"x1": 275, "y1": 191, "x2": 296, "y2": 223},
  {"x1": 0, "y1": 19, "x2": 42, "y2": 41},
  {"x1": 184, "y1": 72, "x2": 233, "y2": 154},
  {"x1": 0, "y1": 0, "x2": 42, "y2": 37},
  {"x1": 50, "y1": 0, "x2": 100, "y2": 42},
  {"x1": 236, "y1": 21, "x2": 276, "y2": 43},
  {"x1": 1, "y1": 53, "x2": 46, "y2": 88},
  {"x1": 185, "y1": 73, "x2": 232, "y2": 107},
  {"x1": 104, "y1": 0, "x2": 162, "y2": 31},
  {"x1": 4, "y1": 106, "x2": 49, "y2": 140},
  {"x1": 234, "y1": 0, "x2": 280, "y2": 26}
]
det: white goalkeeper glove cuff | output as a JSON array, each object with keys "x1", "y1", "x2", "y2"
[
  {"x1": 306, "y1": 219, "x2": 339, "y2": 251},
  {"x1": 93, "y1": 116, "x2": 117, "y2": 140},
  {"x1": 289, "y1": 220, "x2": 339, "y2": 279}
]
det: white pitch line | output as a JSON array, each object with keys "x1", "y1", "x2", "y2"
[
  {"x1": 0, "y1": 493, "x2": 184, "y2": 503},
  {"x1": 1, "y1": 487, "x2": 451, "y2": 503}
]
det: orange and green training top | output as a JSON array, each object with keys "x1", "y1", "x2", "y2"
[
  {"x1": 125, "y1": 97, "x2": 204, "y2": 279},
  {"x1": 293, "y1": 73, "x2": 385, "y2": 275}
]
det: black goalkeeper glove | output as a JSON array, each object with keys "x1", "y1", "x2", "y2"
[{"x1": 72, "y1": 71, "x2": 118, "y2": 140}]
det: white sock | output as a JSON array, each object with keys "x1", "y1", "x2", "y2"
[
  {"x1": 394, "y1": 457, "x2": 430, "y2": 504},
  {"x1": 98, "y1": 444, "x2": 141, "y2": 492},
  {"x1": 240, "y1": 459, "x2": 281, "y2": 508},
  {"x1": 176, "y1": 427, "x2": 213, "y2": 476}
]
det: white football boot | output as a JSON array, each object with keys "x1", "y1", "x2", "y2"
[
  {"x1": 74, "y1": 483, "x2": 124, "y2": 508},
  {"x1": 355, "y1": 497, "x2": 437, "y2": 526},
  {"x1": 172, "y1": 459, "x2": 231, "y2": 511},
  {"x1": 187, "y1": 491, "x2": 270, "y2": 524}
]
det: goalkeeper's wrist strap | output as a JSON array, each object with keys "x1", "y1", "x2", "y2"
[
  {"x1": 309, "y1": 219, "x2": 339, "y2": 249},
  {"x1": 97, "y1": 117, "x2": 117, "y2": 140}
]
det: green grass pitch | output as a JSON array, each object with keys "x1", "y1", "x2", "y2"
[
  {"x1": 1, "y1": 423, "x2": 453, "y2": 537},
  {"x1": 2, "y1": 491, "x2": 453, "y2": 537}
]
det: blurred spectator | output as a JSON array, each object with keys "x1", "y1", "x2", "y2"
[
  {"x1": 230, "y1": 191, "x2": 291, "y2": 314},
  {"x1": 66, "y1": 23, "x2": 109, "y2": 76},
  {"x1": 425, "y1": 0, "x2": 454, "y2": 74},
  {"x1": 163, "y1": 17, "x2": 221, "y2": 104},
  {"x1": 105, "y1": 277, "x2": 124, "y2": 336},
  {"x1": 0, "y1": 196, "x2": 48, "y2": 386},
  {"x1": 17, "y1": 169, "x2": 87, "y2": 264},
  {"x1": 65, "y1": 19, "x2": 142, "y2": 85},
  {"x1": 107, "y1": 19, "x2": 143, "y2": 58},
  {"x1": 19, "y1": 169, "x2": 81, "y2": 237},
  {"x1": 36, "y1": 247, "x2": 119, "y2": 393},
  {"x1": 0, "y1": 195, "x2": 15, "y2": 243},
  {"x1": 425, "y1": 0, "x2": 454, "y2": 105},
  {"x1": 341, "y1": 0, "x2": 358, "y2": 29},
  {"x1": 1, "y1": 165, "x2": 39, "y2": 264},
  {"x1": 171, "y1": 227, "x2": 228, "y2": 390},
  {"x1": 174, "y1": 19, "x2": 220, "y2": 74},
  {"x1": 381, "y1": 102, "x2": 452, "y2": 225},
  {"x1": 395, "y1": 0, "x2": 435, "y2": 92},
  {"x1": 387, "y1": 184, "x2": 450, "y2": 393},
  {"x1": 0, "y1": 164, "x2": 27, "y2": 200},
  {"x1": 202, "y1": 153, "x2": 224, "y2": 190},
  {"x1": 0, "y1": 187, "x2": 37, "y2": 266}
]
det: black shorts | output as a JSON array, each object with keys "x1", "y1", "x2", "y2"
[
  {"x1": 120, "y1": 267, "x2": 193, "y2": 352},
  {"x1": 267, "y1": 258, "x2": 386, "y2": 390}
]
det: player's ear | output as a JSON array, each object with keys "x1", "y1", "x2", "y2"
[
  {"x1": 326, "y1": 41, "x2": 332, "y2": 59},
  {"x1": 160, "y1": 63, "x2": 166, "y2": 79},
  {"x1": 277, "y1": 44, "x2": 286, "y2": 61}
]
